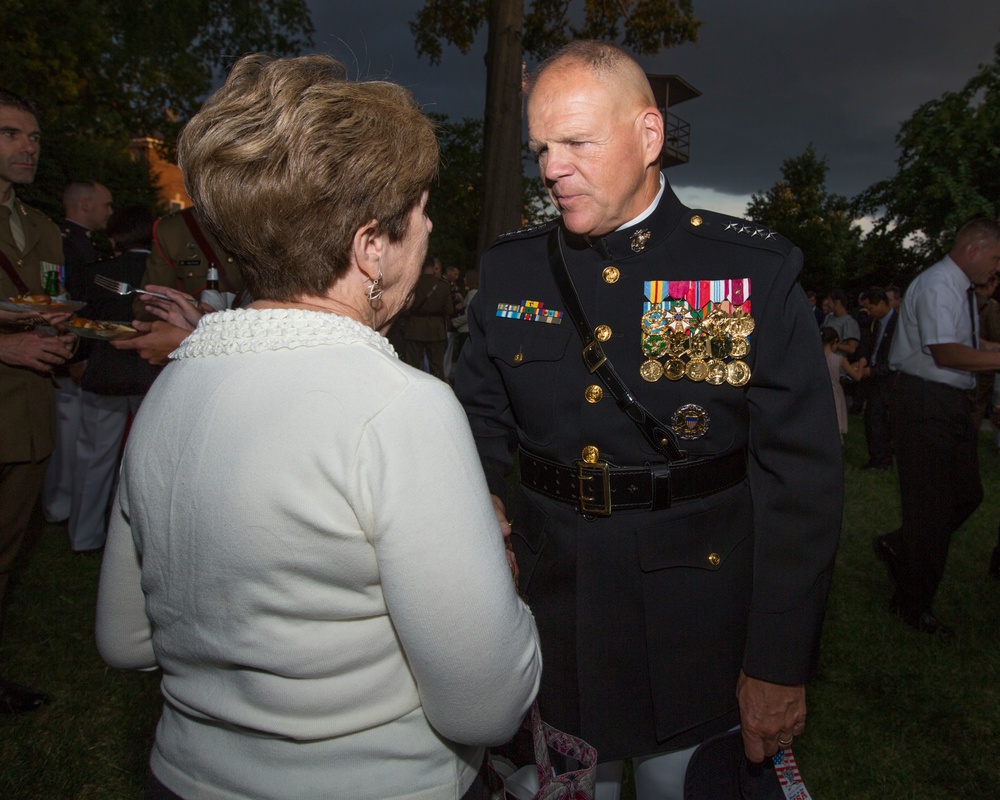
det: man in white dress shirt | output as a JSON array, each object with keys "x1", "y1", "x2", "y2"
[{"x1": 875, "y1": 218, "x2": 1000, "y2": 638}]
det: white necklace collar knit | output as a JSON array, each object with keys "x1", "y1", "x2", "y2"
[{"x1": 171, "y1": 307, "x2": 398, "y2": 360}]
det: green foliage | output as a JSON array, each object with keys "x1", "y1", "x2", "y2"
[
  {"x1": 746, "y1": 145, "x2": 864, "y2": 294},
  {"x1": 1, "y1": 0, "x2": 313, "y2": 214},
  {"x1": 855, "y1": 42, "x2": 1000, "y2": 275},
  {"x1": 412, "y1": 0, "x2": 701, "y2": 64},
  {"x1": 524, "y1": 0, "x2": 701, "y2": 60},
  {"x1": 428, "y1": 115, "x2": 485, "y2": 271},
  {"x1": 427, "y1": 114, "x2": 551, "y2": 271}
]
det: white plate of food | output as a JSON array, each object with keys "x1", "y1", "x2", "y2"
[
  {"x1": 0, "y1": 295, "x2": 86, "y2": 314},
  {"x1": 68, "y1": 318, "x2": 139, "y2": 340}
]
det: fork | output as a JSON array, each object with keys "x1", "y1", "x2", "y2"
[{"x1": 94, "y1": 275, "x2": 198, "y2": 304}]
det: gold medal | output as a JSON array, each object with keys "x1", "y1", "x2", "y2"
[
  {"x1": 688, "y1": 332, "x2": 710, "y2": 359},
  {"x1": 665, "y1": 332, "x2": 690, "y2": 358},
  {"x1": 664, "y1": 358, "x2": 686, "y2": 380},
  {"x1": 726, "y1": 360, "x2": 751, "y2": 386},
  {"x1": 705, "y1": 308, "x2": 729, "y2": 334},
  {"x1": 706, "y1": 359, "x2": 727, "y2": 385},
  {"x1": 641, "y1": 307, "x2": 667, "y2": 335},
  {"x1": 729, "y1": 310, "x2": 755, "y2": 337},
  {"x1": 642, "y1": 332, "x2": 668, "y2": 358},
  {"x1": 640, "y1": 359, "x2": 664, "y2": 382},
  {"x1": 686, "y1": 358, "x2": 709, "y2": 382},
  {"x1": 709, "y1": 334, "x2": 733, "y2": 359},
  {"x1": 730, "y1": 335, "x2": 750, "y2": 357}
]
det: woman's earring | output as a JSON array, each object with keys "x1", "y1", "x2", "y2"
[{"x1": 366, "y1": 265, "x2": 384, "y2": 304}]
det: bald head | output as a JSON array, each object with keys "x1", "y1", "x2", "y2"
[
  {"x1": 63, "y1": 180, "x2": 113, "y2": 231},
  {"x1": 527, "y1": 40, "x2": 656, "y2": 109},
  {"x1": 951, "y1": 218, "x2": 1000, "y2": 285}
]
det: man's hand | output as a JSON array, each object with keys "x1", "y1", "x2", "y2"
[
  {"x1": 111, "y1": 320, "x2": 188, "y2": 365},
  {"x1": 0, "y1": 330, "x2": 75, "y2": 371},
  {"x1": 490, "y1": 493, "x2": 519, "y2": 586},
  {"x1": 737, "y1": 670, "x2": 806, "y2": 763}
]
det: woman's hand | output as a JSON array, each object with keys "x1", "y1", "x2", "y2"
[
  {"x1": 490, "y1": 494, "x2": 520, "y2": 587},
  {"x1": 137, "y1": 285, "x2": 206, "y2": 332},
  {"x1": 111, "y1": 320, "x2": 189, "y2": 365}
]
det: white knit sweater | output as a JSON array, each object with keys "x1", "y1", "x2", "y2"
[{"x1": 96, "y1": 308, "x2": 541, "y2": 800}]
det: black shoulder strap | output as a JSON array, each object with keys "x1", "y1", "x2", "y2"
[{"x1": 546, "y1": 228, "x2": 686, "y2": 462}]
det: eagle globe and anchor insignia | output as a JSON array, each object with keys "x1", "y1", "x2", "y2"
[{"x1": 640, "y1": 279, "x2": 753, "y2": 387}]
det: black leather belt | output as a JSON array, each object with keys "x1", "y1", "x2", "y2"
[{"x1": 518, "y1": 447, "x2": 748, "y2": 516}]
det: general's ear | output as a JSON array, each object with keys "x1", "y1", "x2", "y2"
[{"x1": 640, "y1": 108, "x2": 664, "y2": 166}]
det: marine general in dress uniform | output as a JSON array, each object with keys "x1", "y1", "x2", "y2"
[{"x1": 454, "y1": 41, "x2": 843, "y2": 799}]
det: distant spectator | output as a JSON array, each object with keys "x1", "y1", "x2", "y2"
[
  {"x1": 823, "y1": 290, "x2": 860, "y2": 356},
  {"x1": 450, "y1": 268, "x2": 478, "y2": 361},
  {"x1": 442, "y1": 263, "x2": 464, "y2": 382},
  {"x1": 972, "y1": 274, "x2": 1000, "y2": 431},
  {"x1": 806, "y1": 290, "x2": 824, "y2": 326},
  {"x1": 886, "y1": 285, "x2": 902, "y2": 311},
  {"x1": 821, "y1": 326, "x2": 866, "y2": 442},
  {"x1": 859, "y1": 287, "x2": 898, "y2": 471},
  {"x1": 401, "y1": 255, "x2": 453, "y2": 380}
]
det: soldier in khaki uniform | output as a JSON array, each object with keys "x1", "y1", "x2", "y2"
[
  {"x1": 134, "y1": 206, "x2": 243, "y2": 321},
  {"x1": 0, "y1": 88, "x2": 75, "y2": 713}
]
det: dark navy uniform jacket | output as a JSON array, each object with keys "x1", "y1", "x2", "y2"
[
  {"x1": 454, "y1": 178, "x2": 843, "y2": 760},
  {"x1": 61, "y1": 219, "x2": 99, "y2": 300}
]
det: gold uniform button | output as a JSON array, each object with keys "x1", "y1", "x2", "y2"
[
  {"x1": 594, "y1": 324, "x2": 612, "y2": 341},
  {"x1": 585, "y1": 385, "x2": 603, "y2": 403},
  {"x1": 708, "y1": 552, "x2": 721, "y2": 566},
  {"x1": 513, "y1": 352, "x2": 524, "y2": 364},
  {"x1": 602, "y1": 266, "x2": 620, "y2": 284},
  {"x1": 690, "y1": 214, "x2": 703, "y2": 227},
  {"x1": 581, "y1": 445, "x2": 600, "y2": 463}
]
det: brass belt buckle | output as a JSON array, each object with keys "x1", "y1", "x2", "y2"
[
  {"x1": 577, "y1": 460, "x2": 612, "y2": 516},
  {"x1": 581, "y1": 340, "x2": 607, "y2": 373}
]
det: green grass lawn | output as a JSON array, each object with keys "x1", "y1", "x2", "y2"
[{"x1": 1, "y1": 420, "x2": 998, "y2": 798}]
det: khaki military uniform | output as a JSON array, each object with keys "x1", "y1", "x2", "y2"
[
  {"x1": 135, "y1": 208, "x2": 243, "y2": 320},
  {"x1": 0, "y1": 196, "x2": 64, "y2": 610}
]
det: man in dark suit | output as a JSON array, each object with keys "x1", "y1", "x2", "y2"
[
  {"x1": 0, "y1": 88, "x2": 75, "y2": 713},
  {"x1": 454, "y1": 41, "x2": 842, "y2": 799},
  {"x1": 859, "y1": 287, "x2": 898, "y2": 470}
]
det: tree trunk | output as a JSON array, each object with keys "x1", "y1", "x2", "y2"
[{"x1": 477, "y1": 0, "x2": 525, "y2": 260}]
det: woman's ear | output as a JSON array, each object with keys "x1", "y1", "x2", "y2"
[{"x1": 352, "y1": 219, "x2": 383, "y2": 281}]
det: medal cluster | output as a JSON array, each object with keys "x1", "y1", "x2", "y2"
[{"x1": 640, "y1": 302, "x2": 753, "y2": 386}]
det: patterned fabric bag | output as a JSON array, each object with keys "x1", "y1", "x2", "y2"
[{"x1": 488, "y1": 701, "x2": 596, "y2": 800}]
